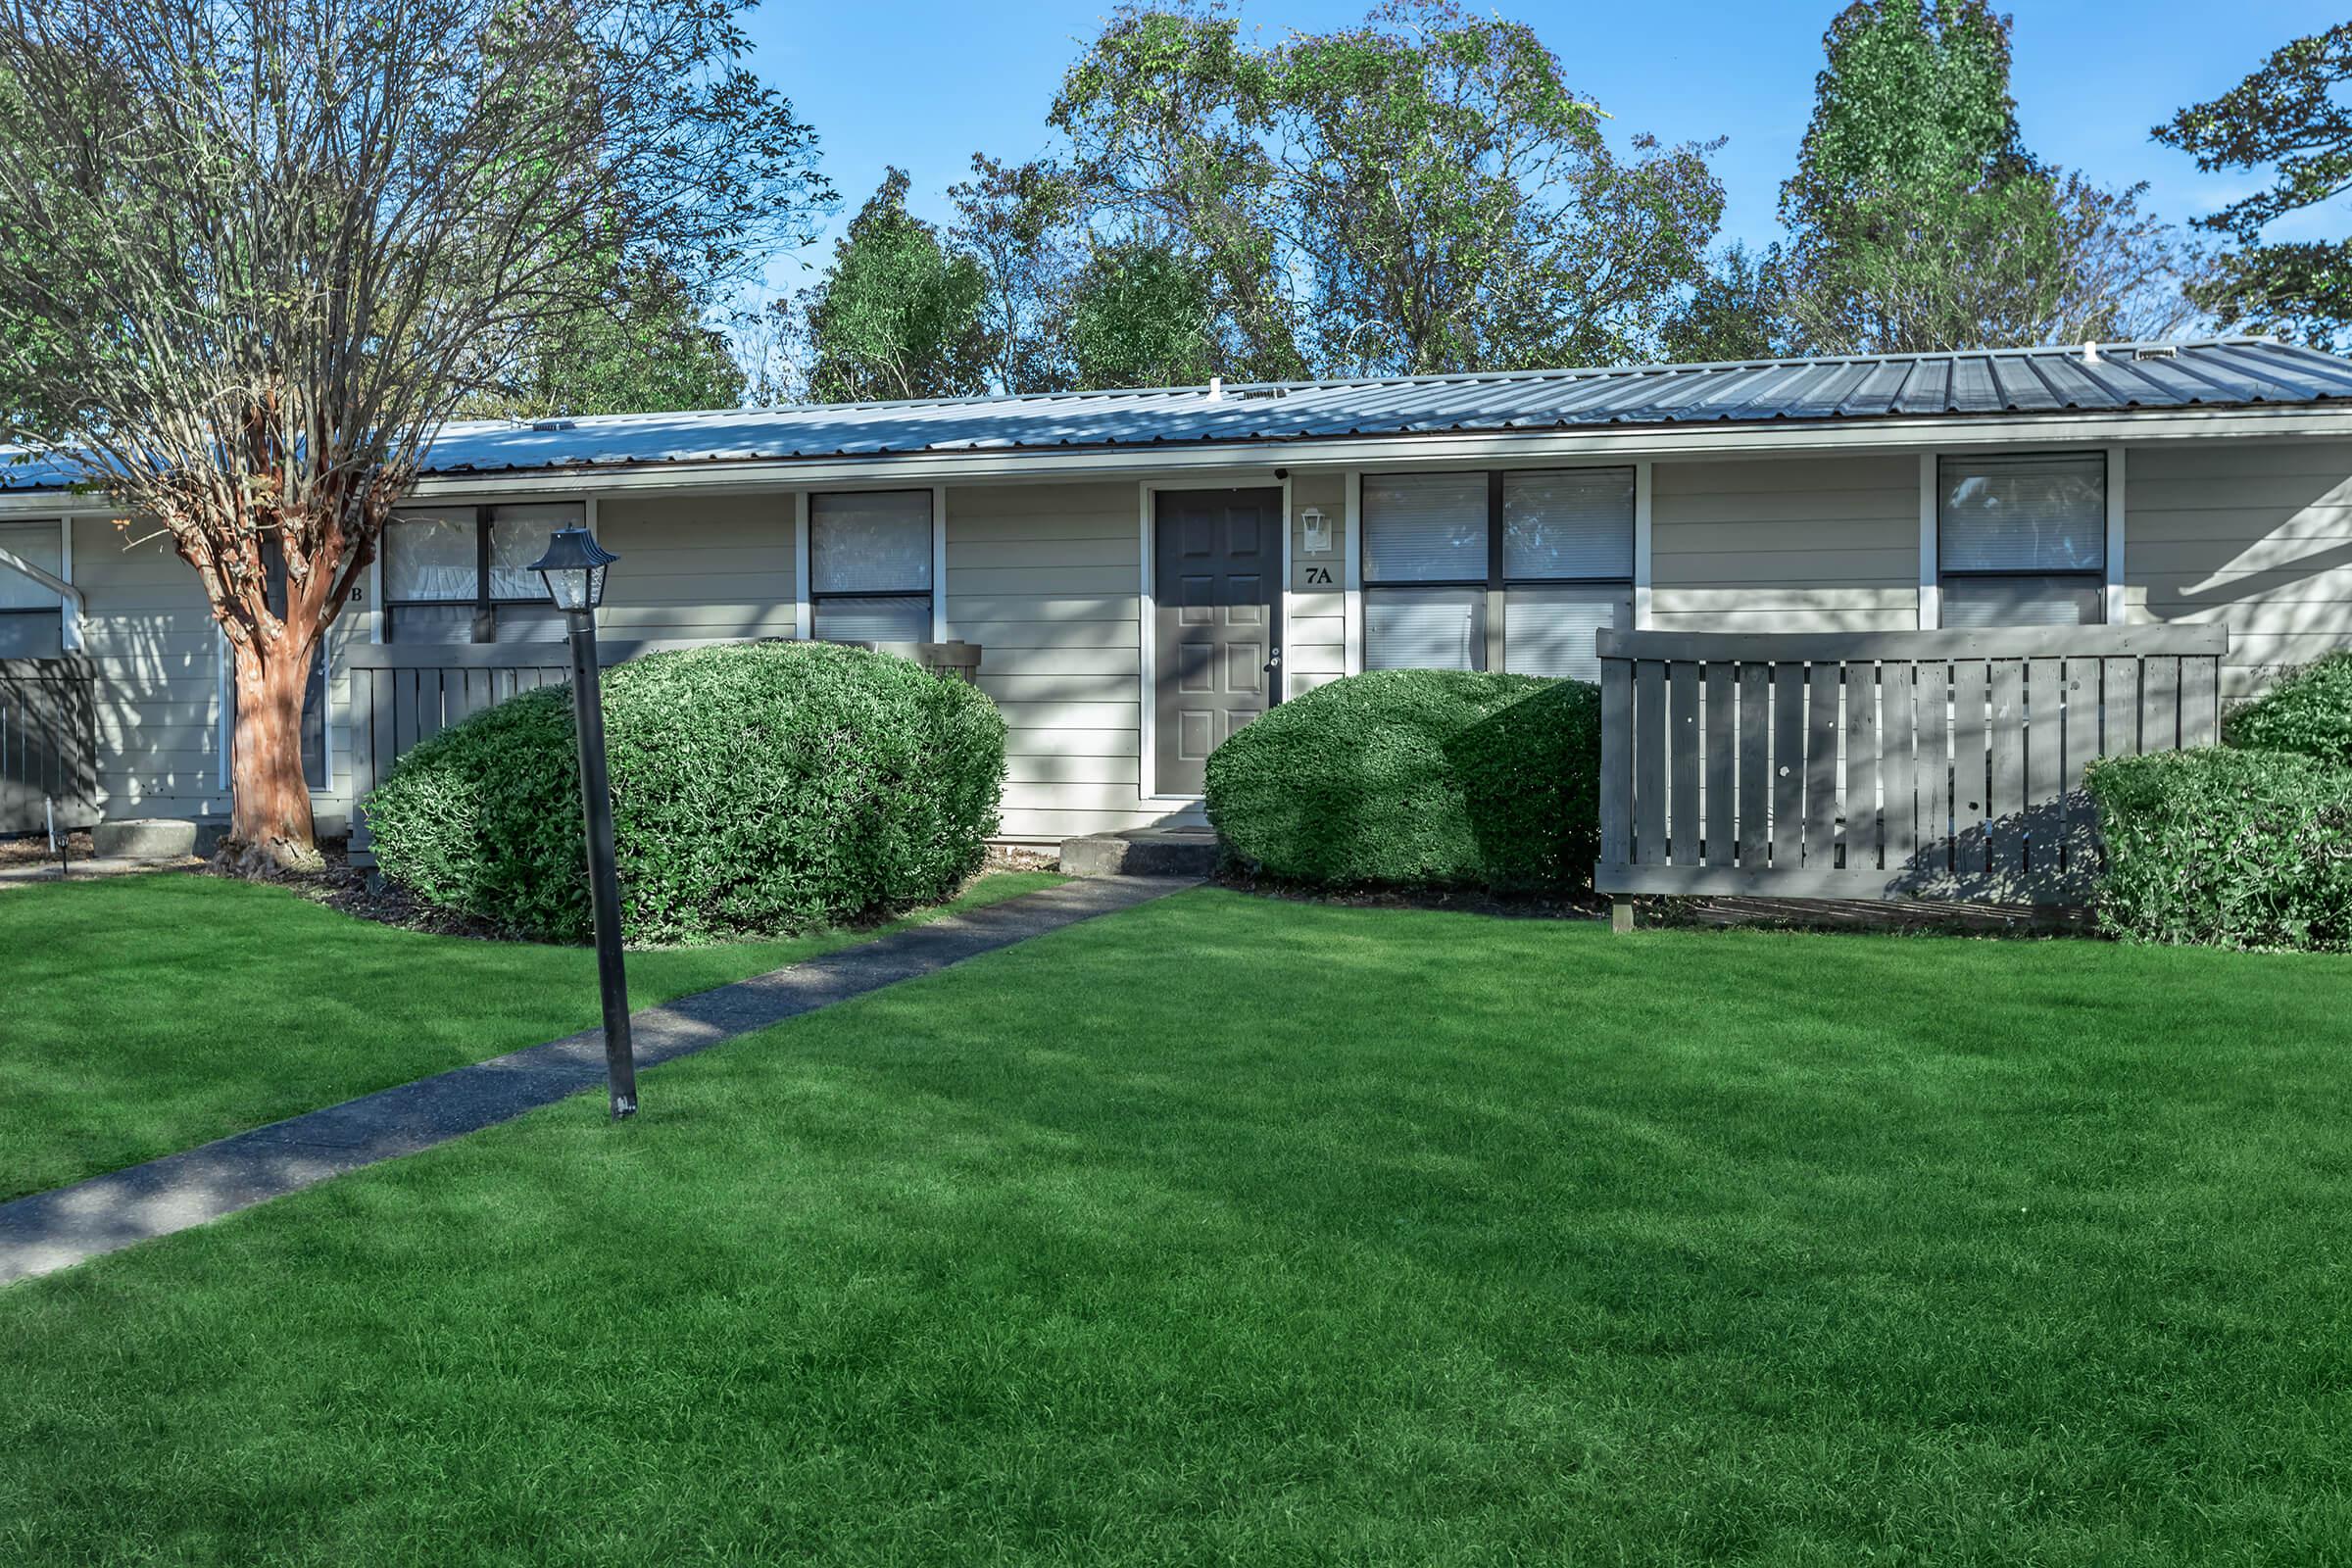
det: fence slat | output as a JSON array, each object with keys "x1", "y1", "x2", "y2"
[
  {"x1": 1842, "y1": 662, "x2": 1881, "y2": 872},
  {"x1": 1599, "y1": 656, "x2": 1632, "y2": 869},
  {"x1": 1737, "y1": 663, "x2": 1769, "y2": 866},
  {"x1": 1771, "y1": 663, "x2": 1803, "y2": 868},
  {"x1": 2103, "y1": 657, "x2": 2141, "y2": 757},
  {"x1": 1951, "y1": 659, "x2": 1988, "y2": 876},
  {"x1": 1804, "y1": 662, "x2": 1839, "y2": 868},
  {"x1": 1669, "y1": 662, "x2": 1700, "y2": 863},
  {"x1": 2142, "y1": 655, "x2": 2181, "y2": 755},
  {"x1": 1881, "y1": 660, "x2": 1916, "y2": 881},
  {"x1": 2180, "y1": 655, "x2": 2218, "y2": 748},
  {"x1": 2025, "y1": 657, "x2": 2063, "y2": 880},
  {"x1": 1988, "y1": 660, "x2": 2027, "y2": 875},
  {"x1": 1634, "y1": 660, "x2": 1667, "y2": 866},
  {"x1": 1914, "y1": 662, "x2": 1950, "y2": 882},
  {"x1": 1702, "y1": 664, "x2": 1734, "y2": 864}
]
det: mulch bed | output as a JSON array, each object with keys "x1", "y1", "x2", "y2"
[{"x1": 0, "y1": 830, "x2": 95, "y2": 868}]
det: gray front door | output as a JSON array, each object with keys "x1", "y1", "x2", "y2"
[{"x1": 1154, "y1": 487, "x2": 1281, "y2": 795}]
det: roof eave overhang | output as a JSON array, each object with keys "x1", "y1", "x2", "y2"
[{"x1": 9, "y1": 402, "x2": 2352, "y2": 514}]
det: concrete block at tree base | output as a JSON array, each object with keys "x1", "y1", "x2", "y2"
[{"x1": 92, "y1": 818, "x2": 199, "y2": 859}]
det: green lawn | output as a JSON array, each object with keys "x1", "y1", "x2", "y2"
[
  {"x1": 4, "y1": 890, "x2": 2349, "y2": 1564},
  {"x1": 0, "y1": 869, "x2": 1061, "y2": 1200}
]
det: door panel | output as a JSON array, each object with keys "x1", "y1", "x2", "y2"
[{"x1": 1154, "y1": 488, "x2": 1282, "y2": 795}]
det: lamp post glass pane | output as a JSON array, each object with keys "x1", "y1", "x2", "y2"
[{"x1": 525, "y1": 527, "x2": 617, "y2": 611}]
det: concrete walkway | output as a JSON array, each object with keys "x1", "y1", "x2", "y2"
[{"x1": 0, "y1": 874, "x2": 1198, "y2": 1286}]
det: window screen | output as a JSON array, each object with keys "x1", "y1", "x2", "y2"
[
  {"x1": 811, "y1": 492, "x2": 932, "y2": 594},
  {"x1": 1940, "y1": 577, "x2": 2104, "y2": 628},
  {"x1": 383, "y1": 513, "x2": 475, "y2": 601},
  {"x1": 1361, "y1": 474, "x2": 1487, "y2": 583},
  {"x1": 1504, "y1": 584, "x2": 1631, "y2": 681},
  {"x1": 384, "y1": 504, "x2": 584, "y2": 642},
  {"x1": 1503, "y1": 468, "x2": 1635, "y2": 579},
  {"x1": 1937, "y1": 453, "x2": 2105, "y2": 626},
  {"x1": 1364, "y1": 587, "x2": 1483, "y2": 671},
  {"x1": 0, "y1": 521, "x2": 65, "y2": 658},
  {"x1": 810, "y1": 491, "x2": 932, "y2": 643}
]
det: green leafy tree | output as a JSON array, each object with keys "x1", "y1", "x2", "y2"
[
  {"x1": 947, "y1": 156, "x2": 1085, "y2": 394},
  {"x1": 2154, "y1": 24, "x2": 2352, "y2": 350},
  {"x1": 1781, "y1": 0, "x2": 2203, "y2": 353},
  {"x1": 799, "y1": 169, "x2": 993, "y2": 403},
  {"x1": 1042, "y1": 0, "x2": 1724, "y2": 378},
  {"x1": 1066, "y1": 243, "x2": 1220, "y2": 388},
  {"x1": 464, "y1": 261, "x2": 748, "y2": 419},
  {"x1": 1661, "y1": 244, "x2": 1789, "y2": 363},
  {"x1": 0, "y1": 0, "x2": 826, "y2": 865}
]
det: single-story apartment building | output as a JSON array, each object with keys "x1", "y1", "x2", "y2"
[{"x1": 5, "y1": 335, "x2": 2352, "y2": 848}]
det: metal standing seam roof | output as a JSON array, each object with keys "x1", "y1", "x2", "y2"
[{"x1": 9, "y1": 336, "x2": 2352, "y2": 493}]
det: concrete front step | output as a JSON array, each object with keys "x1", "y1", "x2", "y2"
[{"x1": 1058, "y1": 826, "x2": 1221, "y2": 878}]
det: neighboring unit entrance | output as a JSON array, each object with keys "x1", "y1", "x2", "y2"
[{"x1": 1153, "y1": 487, "x2": 1282, "y2": 795}]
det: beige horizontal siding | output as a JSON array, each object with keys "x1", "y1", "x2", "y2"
[
  {"x1": 595, "y1": 494, "x2": 795, "y2": 641},
  {"x1": 67, "y1": 519, "x2": 231, "y2": 820},
  {"x1": 944, "y1": 479, "x2": 1164, "y2": 838},
  {"x1": 1286, "y1": 470, "x2": 1348, "y2": 689},
  {"x1": 2126, "y1": 439, "x2": 2352, "y2": 699},
  {"x1": 1649, "y1": 454, "x2": 1919, "y2": 633}
]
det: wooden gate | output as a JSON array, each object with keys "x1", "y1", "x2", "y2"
[
  {"x1": 0, "y1": 655, "x2": 98, "y2": 835},
  {"x1": 1594, "y1": 625, "x2": 2228, "y2": 906}
]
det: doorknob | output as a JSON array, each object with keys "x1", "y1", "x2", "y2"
[{"x1": 1263, "y1": 648, "x2": 1283, "y2": 673}]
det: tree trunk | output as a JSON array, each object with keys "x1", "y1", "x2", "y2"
[{"x1": 224, "y1": 630, "x2": 322, "y2": 873}]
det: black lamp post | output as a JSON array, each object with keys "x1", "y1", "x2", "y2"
[{"x1": 527, "y1": 524, "x2": 637, "y2": 1120}]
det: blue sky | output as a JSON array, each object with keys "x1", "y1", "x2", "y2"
[{"x1": 742, "y1": 0, "x2": 2347, "y2": 287}]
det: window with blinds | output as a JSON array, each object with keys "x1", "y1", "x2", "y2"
[
  {"x1": 1938, "y1": 453, "x2": 2105, "y2": 627},
  {"x1": 1360, "y1": 467, "x2": 1633, "y2": 679},
  {"x1": 0, "y1": 519, "x2": 66, "y2": 658},
  {"x1": 383, "y1": 503, "x2": 581, "y2": 643},
  {"x1": 811, "y1": 491, "x2": 933, "y2": 644}
]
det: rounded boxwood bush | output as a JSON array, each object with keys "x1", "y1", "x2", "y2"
[
  {"x1": 1204, "y1": 668, "x2": 1602, "y2": 893},
  {"x1": 365, "y1": 641, "x2": 1005, "y2": 945},
  {"x1": 2223, "y1": 649, "x2": 2352, "y2": 765}
]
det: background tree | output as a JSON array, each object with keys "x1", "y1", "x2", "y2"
[
  {"x1": 1660, "y1": 243, "x2": 1788, "y2": 364},
  {"x1": 2155, "y1": 24, "x2": 2352, "y2": 351},
  {"x1": 1065, "y1": 243, "x2": 1221, "y2": 388},
  {"x1": 461, "y1": 260, "x2": 749, "y2": 420},
  {"x1": 798, "y1": 169, "x2": 992, "y2": 403},
  {"x1": 1779, "y1": 0, "x2": 2204, "y2": 353},
  {"x1": 1037, "y1": 0, "x2": 1724, "y2": 380},
  {"x1": 948, "y1": 156, "x2": 1084, "y2": 395},
  {"x1": 0, "y1": 0, "x2": 827, "y2": 866}
]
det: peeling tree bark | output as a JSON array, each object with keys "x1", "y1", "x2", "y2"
[{"x1": 225, "y1": 627, "x2": 321, "y2": 872}]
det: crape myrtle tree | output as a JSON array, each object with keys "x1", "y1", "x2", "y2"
[
  {"x1": 2155, "y1": 24, "x2": 2352, "y2": 351},
  {"x1": 0, "y1": 0, "x2": 827, "y2": 868}
]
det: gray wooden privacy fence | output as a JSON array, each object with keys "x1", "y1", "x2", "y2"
[
  {"x1": 347, "y1": 637, "x2": 982, "y2": 861},
  {"x1": 0, "y1": 655, "x2": 97, "y2": 835},
  {"x1": 1594, "y1": 624, "x2": 2229, "y2": 906}
]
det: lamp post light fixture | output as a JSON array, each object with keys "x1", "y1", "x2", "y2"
[{"x1": 528, "y1": 524, "x2": 637, "y2": 1120}]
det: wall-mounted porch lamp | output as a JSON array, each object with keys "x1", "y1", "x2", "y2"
[{"x1": 528, "y1": 524, "x2": 637, "y2": 1120}]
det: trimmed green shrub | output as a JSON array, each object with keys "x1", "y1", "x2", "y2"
[
  {"x1": 1204, "y1": 669, "x2": 1602, "y2": 893},
  {"x1": 2223, "y1": 650, "x2": 2352, "y2": 765},
  {"x1": 2086, "y1": 747, "x2": 2352, "y2": 951},
  {"x1": 366, "y1": 642, "x2": 1005, "y2": 945}
]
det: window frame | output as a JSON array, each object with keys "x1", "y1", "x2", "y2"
[
  {"x1": 382, "y1": 503, "x2": 580, "y2": 642},
  {"x1": 0, "y1": 516, "x2": 71, "y2": 658},
  {"x1": 807, "y1": 488, "x2": 936, "y2": 645},
  {"x1": 1359, "y1": 466, "x2": 1636, "y2": 674},
  {"x1": 1935, "y1": 450, "x2": 2110, "y2": 628}
]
